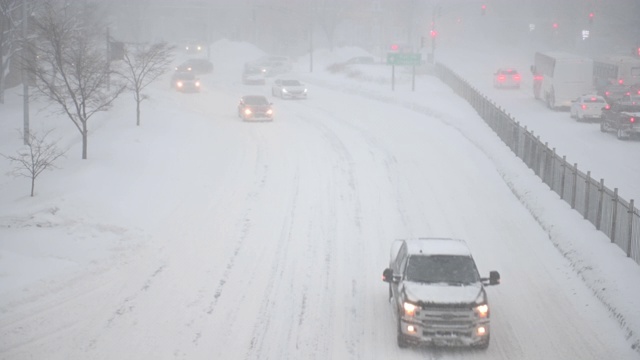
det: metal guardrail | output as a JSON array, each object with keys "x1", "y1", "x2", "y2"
[{"x1": 435, "y1": 63, "x2": 640, "y2": 265}]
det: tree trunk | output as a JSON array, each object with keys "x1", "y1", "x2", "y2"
[
  {"x1": 82, "y1": 122, "x2": 88, "y2": 159},
  {"x1": 136, "y1": 98, "x2": 141, "y2": 126},
  {"x1": 30, "y1": 176, "x2": 35, "y2": 197}
]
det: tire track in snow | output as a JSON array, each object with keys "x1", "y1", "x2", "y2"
[
  {"x1": 293, "y1": 114, "x2": 369, "y2": 359},
  {"x1": 189, "y1": 135, "x2": 272, "y2": 347},
  {"x1": 242, "y1": 166, "x2": 302, "y2": 359}
]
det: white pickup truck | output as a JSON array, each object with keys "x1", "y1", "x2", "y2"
[{"x1": 382, "y1": 238, "x2": 500, "y2": 349}]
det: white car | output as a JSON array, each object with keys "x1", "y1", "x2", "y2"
[
  {"x1": 242, "y1": 67, "x2": 266, "y2": 85},
  {"x1": 570, "y1": 95, "x2": 609, "y2": 121},
  {"x1": 271, "y1": 79, "x2": 307, "y2": 99}
]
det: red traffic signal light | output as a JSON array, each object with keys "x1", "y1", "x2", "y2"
[
  {"x1": 390, "y1": 44, "x2": 399, "y2": 51},
  {"x1": 481, "y1": 4, "x2": 486, "y2": 15},
  {"x1": 430, "y1": 30, "x2": 438, "y2": 38},
  {"x1": 552, "y1": 23, "x2": 559, "y2": 29},
  {"x1": 589, "y1": 12, "x2": 594, "y2": 23}
]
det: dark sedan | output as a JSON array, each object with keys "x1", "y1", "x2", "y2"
[{"x1": 237, "y1": 95, "x2": 273, "y2": 121}]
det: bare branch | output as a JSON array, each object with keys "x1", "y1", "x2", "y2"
[
  {"x1": 1, "y1": 128, "x2": 67, "y2": 197},
  {"x1": 21, "y1": 0, "x2": 125, "y2": 159},
  {"x1": 118, "y1": 41, "x2": 175, "y2": 126}
]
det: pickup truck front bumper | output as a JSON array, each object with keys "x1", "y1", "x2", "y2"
[{"x1": 399, "y1": 306, "x2": 490, "y2": 347}]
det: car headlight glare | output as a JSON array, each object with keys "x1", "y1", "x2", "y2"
[
  {"x1": 177, "y1": 81, "x2": 183, "y2": 87},
  {"x1": 282, "y1": 88, "x2": 288, "y2": 93},
  {"x1": 244, "y1": 108, "x2": 252, "y2": 115},
  {"x1": 403, "y1": 302, "x2": 417, "y2": 316},
  {"x1": 266, "y1": 109, "x2": 273, "y2": 115},
  {"x1": 475, "y1": 304, "x2": 489, "y2": 318},
  {"x1": 195, "y1": 81, "x2": 201, "y2": 87}
]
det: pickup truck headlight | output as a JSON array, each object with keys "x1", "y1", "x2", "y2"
[
  {"x1": 474, "y1": 304, "x2": 489, "y2": 318},
  {"x1": 403, "y1": 302, "x2": 417, "y2": 316}
]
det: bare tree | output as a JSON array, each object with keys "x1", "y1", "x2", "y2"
[
  {"x1": 119, "y1": 41, "x2": 174, "y2": 126},
  {"x1": 1, "y1": 129, "x2": 66, "y2": 197},
  {"x1": 23, "y1": 1, "x2": 125, "y2": 159}
]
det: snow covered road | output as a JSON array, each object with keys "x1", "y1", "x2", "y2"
[{"x1": 1, "y1": 42, "x2": 639, "y2": 359}]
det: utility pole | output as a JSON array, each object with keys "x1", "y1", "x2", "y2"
[{"x1": 22, "y1": 0, "x2": 30, "y2": 145}]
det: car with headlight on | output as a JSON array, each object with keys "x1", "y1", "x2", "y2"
[
  {"x1": 271, "y1": 79, "x2": 307, "y2": 99},
  {"x1": 170, "y1": 71, "x2": 200, "y2": 93},
  {"x1": 183, "y1": 40, "x2": 205, "y2": 54},
  {"x1": 493, "y1": 68, "x2": 521, "y2": 89},
  {"x1": 242, "y1": 67, "x2": 266, "y2": 85},
  {"x1": 570, "y1": 94, "x2": 609, "y2": 121},
  {"x1": 238, "y1": 95, "x2": 273, "y2": 121},
  {"x1": 382, "y1": 238, "x2": 500, "y2": 349}
]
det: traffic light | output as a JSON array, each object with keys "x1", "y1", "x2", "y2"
[
  {"x1": 481, "y1": 4, "x2": 486, "y2": 15},
  {"x1": 430, "y1": 29, "x2": 438, "y2": 38},
  {"x1": 390, "y1": 44, "x2": 399, "y2": 52},
  {"x1": 552, "y1": 23, "x2": 559, "y2": 30},
  {"x1": 637, "y1": 47, "x2": 640, "y2": 57},
  {"x1": 589, "y1": 12, "x2": 594, "y2": 24}
]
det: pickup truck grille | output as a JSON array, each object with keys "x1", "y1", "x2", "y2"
[{"x1": 415, "y1": 305, "x2": 477, "y2": 332}]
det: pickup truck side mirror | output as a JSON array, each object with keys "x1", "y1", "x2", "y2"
[
  {"x1": 382, "y1": 268, "x2": 394, "y2": 283},
  {"x1": 489, "y1": 271, "x2": 500, "y2": 285}
]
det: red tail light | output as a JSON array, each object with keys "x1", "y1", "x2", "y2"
[
  {"x1": 605, "y1": 91, "x2": 611, "y2": 96},
  {"x1": 581, "y1": 104, "x2": 587, "y2": 110},
  {"x1": 497, "y1": 75, "x2": 506, "y2": 82},
  {"x1": 605, "y1": 104, "x2": 610, "y2": 109},
  {"x1": 618, "y1": 79, "x2": 624, "y2": 85},
  {"x1": 631, "y1": 117, "x2": 636, "y2": 123},
  {"x1": 534, "y1": 75, "x2": 543, "y2": 81},
  {"x1": 513, "y1": 75, "x2": 521, "y2": 81}
]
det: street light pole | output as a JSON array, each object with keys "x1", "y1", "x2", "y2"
[{"x1": 22, "y1": 0, "x2": 30, "y2": 145}]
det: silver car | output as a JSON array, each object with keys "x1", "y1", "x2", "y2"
[
  {"x1": 570, "y1": 95, "x2": 608, "y2": 121},
  {"x1": 271, "y1": 79, "x2": 307, "y2": 99}
]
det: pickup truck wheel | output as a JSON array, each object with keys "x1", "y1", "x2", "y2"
[
  {"x1": 616, "y1": 129, "x2": 627, "y2": 140},
  {"x1": 473, "y1": 335, "x2": 490, "y2": 350},
  {"x1": 397, "y1": 319, "x2": 409, "y2": 348}
]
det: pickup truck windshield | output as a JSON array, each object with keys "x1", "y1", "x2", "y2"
[{"x1": 405, "y1": 255, "x2": 480, "y2": 284}]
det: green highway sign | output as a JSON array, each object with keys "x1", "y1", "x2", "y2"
[{"x1": 387, "y1": 52, "x2": 421, "y2": 66}]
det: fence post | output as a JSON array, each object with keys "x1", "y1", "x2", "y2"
[
  {"x1": 596, "y1": 178, "x2": 604, "y2": 231},
  {"x1": 512, "y1": 121, "x2": 519, "y2": 154},
  {"x1": 550, "y1": 148, "x2": 557, "y2": 192},
  {"x1": 534, "y1": 135, "x2": 542, "y2": 176},
  {"x1": 571, "y1": 163, "x2": 578, "y2": 209},
  {"x1": 627, "y1": 199, "x2": 635, "y2": 258},
  {"x1": 560, "y1": 155, "x2": 567, "y2": 200},
  {"x1": 584, "y1": 171, "x2": 591, "y2": 220},
  {"x1": 611, "y1": 188, "x2": 619, "y2": 244}
]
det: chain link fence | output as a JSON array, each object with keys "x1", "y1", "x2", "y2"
[{"x1": 435, "y1": 63, "x2": 640, "y2": 265}]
